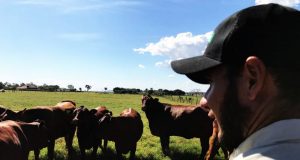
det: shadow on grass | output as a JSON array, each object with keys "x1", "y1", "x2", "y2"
[
  {"x1": 36, "y1": 147, "x2": 163, "y2": 160},
  {"x1": 167, "y1": 148, "x2": 225, "y2": 160},
  {"x1": 168, "y1": 147, "x2": 199, "y2": 160},
  {"x1": 34, "y1": 148, "x2": 226, "y2": 160}
]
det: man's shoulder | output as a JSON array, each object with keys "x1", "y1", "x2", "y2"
[{"x1": 230, "y1": 119, "x2": 300, "y2": 160}]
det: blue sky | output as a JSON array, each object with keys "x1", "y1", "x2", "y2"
[{"x1": 1, "y1": 0, "x2": 300, "y2": 92}]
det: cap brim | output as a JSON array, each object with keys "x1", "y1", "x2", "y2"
[{"x1": 171, "y1": 55, "x2": 221, "y2": 84}]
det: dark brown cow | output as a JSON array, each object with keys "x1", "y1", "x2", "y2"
[
  {"x1": 0, "y1": 120, "x2": 49, "y2": 160},
  {"x1": 0, "y1": 100, "x2": 76, "y2": 160},
  {"x1": 0, "y1": 106, "x2": 18, "y2": 121},
  {"x1": 141, "y1": 95, "x2": 213, "y2": 159},
  {"x1": 98, "y1": 108, "x2": 143, "y2": 160},
  {"x1": 72, "y1": 106, "x2": 112, "y2": 160}
]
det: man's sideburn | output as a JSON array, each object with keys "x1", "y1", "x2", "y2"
[{"x1": 219, "y1": 70, "x2": 251, "y2": 153}]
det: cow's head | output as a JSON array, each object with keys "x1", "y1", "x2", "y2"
[
  {"x1": 72, "y1": 106, "x2": 87, "y2": 125},
  {"x1": 95, "y1": 106, "x2": 112, "y2": 118},
  {"x1": 98, "y1": 112, "x2": 112, "y2": 129},
  {"x1": 141, "y1": 95, "x2": 159, "y2": 112},
  {"x1": 0, "y1": 108, "x2": 8, "y2": 121},
  {"x1": 0, "y1": 108, "x2": 19, "y2": 121}
]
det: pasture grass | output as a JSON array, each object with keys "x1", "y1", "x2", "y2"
[{"x1": 0, "y1": 91, "x2": 225, "y2": 160}]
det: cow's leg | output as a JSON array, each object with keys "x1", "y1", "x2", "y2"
[
  {"x1": 47, "y1": 140, "x2": 55, "y2": 160},
  {"x1": 160, "y1": 135, "x2": 170, "y2": 156},
  {"x1": 34, "y1": 149, "x2": 40, "y2": 160},
  {"x1": 200, "y1": 137, "x2": 209, "y2": 160},
  {"x1": 65, "y1": 127, "x2": 76, "y2": 159},
  {"x1": 129, "y1": 143, "x2": 137, "y2": 160},
  {"x1": 91, "y1": 143, "x2": 98, "y2": 160},
  {"x1": 79, "y1": 145, "x2": 86, "y2": 160},
  {"x1": 115, "y1": 143, "x2": 124, "y2": 160},
  {"x1": 24, "y1": 151, "x2": 30, "y2": 160}
]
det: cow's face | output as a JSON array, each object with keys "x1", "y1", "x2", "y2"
[
  {"x1": 1, "y1": 109, "x2": 19, "y2": 121},
  {"x1": 141, "y1": 95, "x2": 159, "y2": 112},
  {"x1": 94, "y1": 106, "x2": 112, "y2": 118},
  {"x1": 72, "y1": 106, "x2": 87, "y2": 125},
  {"x1": 98, "y1": 113, "x2": 112, "y2": 129}
]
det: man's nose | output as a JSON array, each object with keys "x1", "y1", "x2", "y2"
[
  {"x1": 199, "y1": 97, "x2": 210, "y2": 112},
  {"x1": 200, "y1": 97, "x2": 209, "y2": 108}
]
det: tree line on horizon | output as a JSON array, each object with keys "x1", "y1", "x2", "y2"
[
  {"x1": 0, "y1": 82, "x2": 92, "y2": 92},
  {"x1": 0, "y1": 82, "x2": 202, "y2": 96},
  {"x1": 113, "y1": 87, "x2": 187, "y2": 96}
]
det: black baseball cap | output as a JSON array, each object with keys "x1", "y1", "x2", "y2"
[{"x1": 171, "y1": 3, "x2": 300, "y2": 84}]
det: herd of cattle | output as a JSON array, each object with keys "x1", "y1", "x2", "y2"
[{"x1": 0, "y1": 95, "x2": 228, "y2": 160}]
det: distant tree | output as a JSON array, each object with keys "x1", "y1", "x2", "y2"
[
  {"x1": 163, "y1": 89, "x2": 172, "y2": 95},
  {"x1": 148, "y1": 88, "x2": 154, "y2": 95},
  {"x1": 11, "y1": 83, "x2": 19, "y2": 90},
  {"x1": 48, "y1": 85, "x2": 60, "y2": 92},
  {"x1": 0, "y1": 82, "x2": 4, "y2": 89},
  {"x1": 113, "y1": 87, "x2": 141, "y2": 94},
  {"x1": 67, "y1": 85, "x2": 75, "y2": 90},
  {"x1": 85, "y1": 85, "x2": 92, "y2": 91},
  {"x1": 38, "y1": 84, "x2": 60, "y2": 92},
  {"x1": 104, "y1": 87, "x2": 107, "y2": 92},
  {"x1": 79, "y1": 88, "x2": 82, "y2": 92},
  {"x1": 173, "y1": 89, "x2": 185, "y2": 96},
  {"x1": 4, "y1": 82, "x2": 12, "y2": 90},
  {"x1": 156, "y1": 89, "x2": 164, "y2": 96}
]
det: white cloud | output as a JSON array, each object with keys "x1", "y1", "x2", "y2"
[
  {"x1": 58, "y1": 33, "x2": 100, "y2": 41},
  {"x1": 155, "y1": 59, "x2": 172, "y2": 68},
  {"x1": 255, "y1": 0, "x2": 300, "y2": 7},
  {"x1": 168, "y1": 74, "x2": 175, "y2": 78},
  {"x1": 138, "y1": 64, "x2": 145, "y2": 69},
  {"x1": 14, "y1": 0, "x2": 144, "y2": 13},
  {"x1": 134, "y1": 31, "x2": 213, "y2": 61}
]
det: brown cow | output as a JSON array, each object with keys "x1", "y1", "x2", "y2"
[
  {"x1": 98, "y1": 108, "x2": 143, "y2": 160},
  {"x1": 141, "y1": 95, "x2": 213, "y2": 159},
  {"x1": 0, "y1": 120, "x2": 49, "y2": 160},
  {"x1": 72, "y1": 106, "x2": 112, "y2": 160},
  {"x1": 0, "y1": 100, "x2": 76, "y2": 160}
]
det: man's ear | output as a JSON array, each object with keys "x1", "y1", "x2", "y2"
[{"x1": 244, "y1": 56, "x2": 266, "y2": 100}]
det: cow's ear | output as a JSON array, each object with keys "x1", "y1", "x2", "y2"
[
  {"x1": 154, "y1": 98, "x2": 159, "y2": 102},
  {"x1": 99, "y1": 114, "x2": 110, "y2": 124},
  {"x1": 18, "y1": 108, "x2": 26, "y2": 115},
  {"x1": 103, "y1": 113, "x2": 112, "y2": 122},
  {"x1": 90, "y1": 109, "x2": 97, "y2": 115},
  {"x1": 0, "y1": 109, "x2": 7, "y2": 117},
  {"x1": 80, "y1": 106, "x2": 84, "y2": 109},
  {"x1": 0, "y1": 113, "x2": 7, "y2": 121},
  {"x1": 106, "y1": 113, "x2": 112, "y2": 121}
]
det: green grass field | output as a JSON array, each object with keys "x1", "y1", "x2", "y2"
[{"x1": 0, "y1": 91, "x2": 225, "y2": 160}]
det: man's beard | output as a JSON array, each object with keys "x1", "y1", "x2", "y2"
[{"x1": 219, "y1": 79, "x2": 251, "y2": 153}]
